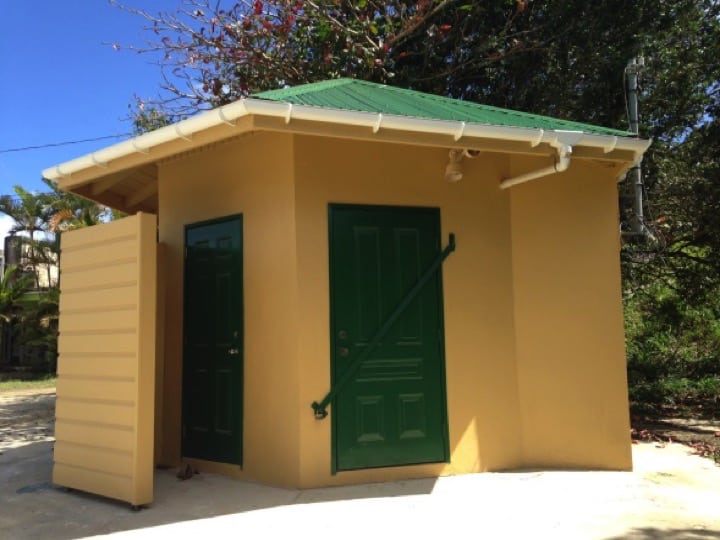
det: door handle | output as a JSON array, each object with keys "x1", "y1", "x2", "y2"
[{"x1": 228, "y1": 348, "x2": 239, "y2": 355}]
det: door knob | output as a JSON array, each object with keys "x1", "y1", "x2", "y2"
[
  {"x1": 337, "y1": 347, "x2": 350, "y2": 357},
  {"x1": 228, "y1": 348, "x2": 239, "y2": 355}
]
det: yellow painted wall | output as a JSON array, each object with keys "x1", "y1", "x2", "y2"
[
  {"x1": 293, "y1": 135, "x2": 524, "y2": 487},
  {"x1": 54, "y1": 212, "x2": 157, "y2": 505},
  {"x1": 154, "y1": 130, "x2": 631, "y2": 489},
  {"x1": 157, "y1": 133, "x2": 302, "y2": 486},
  {"x1": 509, "y1": 158, "x2": 632, "y2": 470}
]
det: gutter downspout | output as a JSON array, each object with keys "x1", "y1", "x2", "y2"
[{"x1": 499, "y1": 140, "x2": 573, "y2": 190}]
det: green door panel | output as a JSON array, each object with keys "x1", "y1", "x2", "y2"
[
  {"x1": 329, "y1": 205, "x2": 449, "y2": 471},
  {"x1": 183, "y1": 215, "x2": 243, "y2": 465}
]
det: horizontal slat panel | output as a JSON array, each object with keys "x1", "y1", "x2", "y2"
[
  {"x1": 54, "y1": 441, "x2": 134, "y2": 477},
  {"x1": 54, "y1": 214, "x2": 155, "y2": 507},
  {"x1": 57, "y1": 356, "x2": 136, "y2": 378},
  {"x1": 55, "y1": 420, "x2": 135, "y2": 452},
  {"x1": 61, "y1": 232, "x2": 136, "y2": 251},
  {"x1": 58, "y1": 309, "x2": 137, "y2": 334},
  {"x1": 60, "y1": 286, "x2": 137, "y2": 313},
  {"x1": 53, "y1": 464, "x2": 133, "y2": 503},
  {"x1": 62, "y1": 242, "x2": 138, "y2": 270},
  {"x1": 56, "y1": 377, "x2": 137, "y2": 402},
  {"x1": 59, "y1": 333, "x2": 137, "y2": 355},
  {"x1": 60, "y1": 217, "x2": 139, "y2": 248},
  {"x1": 56, "y1": 398, "x2": 135, "y2": 426},
  {"x1": 61, "y1": 262, "x2": 138, "y2": 291}
]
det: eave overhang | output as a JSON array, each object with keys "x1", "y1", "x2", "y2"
[{"x1": 42, "y1": 98, "x2": 652, "y2": 214}]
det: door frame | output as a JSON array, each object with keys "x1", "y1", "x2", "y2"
[
  {"x1": 182, "y1": 213, "x2": 244, "y2": 465},
  {"x1": 327, "y1": 203, "x2": 451, "y2": 473}
]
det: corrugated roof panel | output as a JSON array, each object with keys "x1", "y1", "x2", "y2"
[{"x1": 254, "y1": 79, "x2": 631, "y2": 137}]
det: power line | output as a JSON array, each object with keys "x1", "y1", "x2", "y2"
[{"x1": 0, "y1": 133, "x2": 133, "y2": 155}]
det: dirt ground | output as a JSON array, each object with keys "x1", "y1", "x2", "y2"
[
  {"x1": 0, "y1": 389, "x2": 56, "y2": 453},
  {"x1": 2, "y1": 389, "x2": 720, "y2": 540},
  {"x1": 632, "y1": 414, "x2": 720, "y2": 461}
]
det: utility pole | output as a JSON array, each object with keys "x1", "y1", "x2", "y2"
[{"x1": 626, "y1": 57, "x2": 645, "y2": 236}]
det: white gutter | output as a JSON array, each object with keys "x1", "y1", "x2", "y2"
[
  {"x1": 499, "y1": 134, "x2": 581, "y2": 189},
  {"x1": 42, "y1": 98, "x2": 651, "y2": 181},
  {"x1": 499, "y1": 145, "x2": 572, "y2": 189}
]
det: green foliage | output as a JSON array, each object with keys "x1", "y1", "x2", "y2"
[
  {"x1": 0, "y1": 375, "x2": 56, "y2": 391},
  {"x1": 0, "y1": 266, "x2": 33, "y2": 325},
  {"x1": 625, "y1": 282, "x2": 720, "y2": 415},
  {"x1": 130, "y1": 102, "x2": 174, "y2": 135},
  {"x1": 111, "y1": 0, "x2": 720, "y2": 417},
  {"x1": 0, "y1": 186, "x2": 53, "y2": 238},
  {"x1": 41, "y1": 178, "x2": 117, "y2": 232},
  {"x1": 13, "y1": 288, "x2": 59, "y2": 373}
]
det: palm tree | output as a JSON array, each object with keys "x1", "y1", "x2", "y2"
[
  {"x1": 0, "y1": 186, "x2": 54, "y2": 288},
  {"x1": 0, "y1": 186, "x2": 51, "y2": 238},
  {"x1": 42, "y1": 178, "x2": 121, "y2": 289},
  {"x1": 0, "y1": 180, "x2": 122, "y2": 371},
  {"x1": 43, "y1": 178, "x2": 112, "y2": 233}
]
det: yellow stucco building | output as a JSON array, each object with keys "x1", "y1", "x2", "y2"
[{"x1": 44, "y1": 79, "x2": 651, "y2": 505}]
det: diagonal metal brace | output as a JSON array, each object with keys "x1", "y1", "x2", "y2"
[{"x1": 312, "y1": 233, "x2": 456, "y2": 420}]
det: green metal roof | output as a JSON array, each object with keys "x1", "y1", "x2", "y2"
[{"x1": 254, "y1": 78, "x2": 631, "y2": 137}]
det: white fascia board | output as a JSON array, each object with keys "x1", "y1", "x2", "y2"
[{"x1": 42, "y1": 98, "x2": 651, "y2": 182}]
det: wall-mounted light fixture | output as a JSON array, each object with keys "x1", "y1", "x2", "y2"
[{"x1": 444, "y1": 149, "x2": 481, "y2": 182}]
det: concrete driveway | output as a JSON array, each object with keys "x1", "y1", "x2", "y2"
[
  {"x1": 1, "y1": 390, "x2": 720, "y2": 539},
  {"x1": 2, "y1": 441, "x2": 720, "y2": 540}
]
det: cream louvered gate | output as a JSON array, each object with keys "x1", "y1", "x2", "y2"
[{"x1": 53, "y1": 212, "x2": 157, "y2": 506}]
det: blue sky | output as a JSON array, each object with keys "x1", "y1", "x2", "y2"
[
  {"x1": 0, "y1": 1, "x2": 183, "y2": 197},
  {"x1": 0, "y1": 1, "x2": 188, "y2": 238}
]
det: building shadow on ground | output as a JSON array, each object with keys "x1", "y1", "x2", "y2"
[{"x1": 1, "y1": 438, "x2": 438, "y2": 540}]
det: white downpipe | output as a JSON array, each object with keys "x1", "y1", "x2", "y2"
[
  {"x1": 42, "y1": 98, "x2": 651, "y2": 182},
  {"x1": 499, "y1": 143, "x2": 573, "y2": 189}
]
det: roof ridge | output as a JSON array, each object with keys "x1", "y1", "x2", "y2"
[{"x1": 253, "y1": 78, "x2": 355, "y2": 99}]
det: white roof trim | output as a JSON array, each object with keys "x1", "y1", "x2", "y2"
[{"x1": 42, "y1": 97, "x2": 652, "y2": 181}]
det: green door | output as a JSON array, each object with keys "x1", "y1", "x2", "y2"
[
  {"x1": 183, "y1": 215, "x2": 243, "y2": 465},
  {"x1": 329, "y1": 204, "x2": 449, "y2": 471}
]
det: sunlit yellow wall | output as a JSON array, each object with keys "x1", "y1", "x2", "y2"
[
  {"x1": 509, "y1": 158, "x2": 632, "y2": 470},
  {"x1": 157, "y1": 133, "x2": 302, "y2": 486},
  {"x1": 292, "y1": 135, "x2": 524, "y2": 487},
  {"x1": 54, "y1": 213, "x2": 157, "y2": 505}
]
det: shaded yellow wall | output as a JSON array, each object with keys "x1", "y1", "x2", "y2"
[
  {"x1": 157, "y1": 133, "x2": 302, "y2": 486},
  {"x1": 509, "y1": 158, "x2": 632, "y2": 470},
  {"x1": 292, "y1": 135, "x2": 524, "y2": 487},
  {"x1": 54, "y1": 212, "x2": 157, "y2": 505}
]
